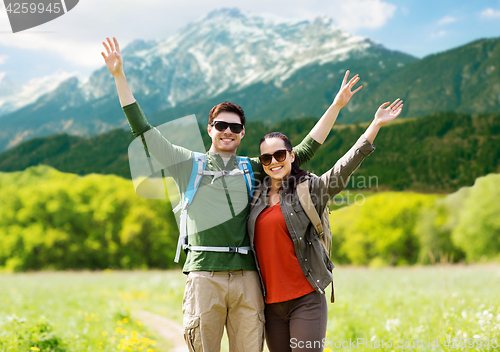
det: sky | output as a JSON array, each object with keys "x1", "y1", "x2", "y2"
[{"x1": 0, "y1": 0, "x2": 499, "y2": 86}]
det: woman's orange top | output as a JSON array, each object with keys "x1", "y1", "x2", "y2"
[{"x1": 254, "y1": 203, "x2": 314, "y2": 303}]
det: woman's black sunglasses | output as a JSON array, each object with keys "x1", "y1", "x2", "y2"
[
  {"x1": 210, "y1": 121, "x2": 244, "y2": 134},
  {"x1": 259, "y1": 149, "x2": 290, "y2": 166}
]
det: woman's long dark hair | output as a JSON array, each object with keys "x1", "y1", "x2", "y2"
[{"x1": 260, "y1": 132, "x2": 307, "y2": 179}]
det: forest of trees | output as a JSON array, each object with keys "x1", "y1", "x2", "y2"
[
  {"x1": 1, "y1": 110, "x2": 499, "y2": 271},
  {"x1": 1, "y1": 165, "x2": 498, "y2": 271},
  {"x1": 0, "y1": 166, "x2": 178, "y2": 271},
  {"x1": 330, "y1": 173, "x2": 500, "y2": 266}
]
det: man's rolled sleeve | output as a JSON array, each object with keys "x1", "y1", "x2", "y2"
[
  {"x1": 122, "y1": 101, "x2": 153, "y2": 137},
  {"x1": 293, "y1": 133, "x2": 322, "y2": 166}
]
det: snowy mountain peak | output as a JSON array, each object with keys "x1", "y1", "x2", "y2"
[
  {"x1": 3, "y1": 8, "x2": 379, "y2": 118},
  {"x1": 206, "y1": 7, "x2": 244, "y2": 20},
  {"x1": 0, "y1": 7, "x2": 420, "y2": 151},
  {"x1": 99, "y1": 8, "x2": 375, "y2": 108}
]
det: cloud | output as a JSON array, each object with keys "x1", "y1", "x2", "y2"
[
  {"x1": 437, "y1": 16, "x2": 457, "y2": 25},
  {"x1": 0, "y1": 0, "x2": 192, "y2": 68},
  {"x1": 330, "y1": 0, "x2": 397, "y2": 31},
  {"x1": 480, "y1": 8, "x2": 500, "y2": 18},
  {"x1": 431, "y1": 30, "x2": 447, "y2": 38},
  {"x1": 0, "y1": 55, "x2": 7, "y2": 65},
  {"x1": 0, "y1": 71, "x2": 76, "y2": 114},
  {"x1": 0, "y1": 0, "x2": 397, "y2": 75}
]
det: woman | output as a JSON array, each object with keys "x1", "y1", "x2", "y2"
[{"x1": 247, "y1": 99, "x2": 403, "y2": 352}]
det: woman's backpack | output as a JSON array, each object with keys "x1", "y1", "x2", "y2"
[{"x1": 296, "y1": 179, "x2": 335, "y2": 303}]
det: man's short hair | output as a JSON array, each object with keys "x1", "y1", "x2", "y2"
[{"x1": 208, "y1": 102, "x2": 246, "y2": 126}]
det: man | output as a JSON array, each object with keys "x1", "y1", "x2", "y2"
[{"x1": 101, "y1": 36, "x2": 362, "y2": 351}]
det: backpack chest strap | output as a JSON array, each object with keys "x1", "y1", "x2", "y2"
[
  {"x1": 200, "y1": 169, "x2": 248, "y2": 184},
  {"x1": 185, "y1": 245, "x2": 251, "y2": 254}
]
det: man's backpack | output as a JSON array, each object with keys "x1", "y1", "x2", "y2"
[
  {"x1": 296, "y1": 179, "x2": 335, "y2": 303},
  {"x1": 173, "y1": 152, "x2": 255, "y2": 263}
]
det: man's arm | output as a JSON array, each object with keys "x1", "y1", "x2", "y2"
[
  {"x1": 101, "y1": 37, "x2": 136, "y2": 108},
  {"x1": 250, "y1": 72, "x2": 362, "y2": 179},
  {"x1": 308, "y1": 70, "x2": 362, "y2": 144},
  {"x1": 294, "y1": 70, "x2": 362, "y2": 165},
  {"x1": 102, "y1": 37, "x2": 152, "y2": 136},
  {"x1": 102, "y1": 37, "x2": 192, "y2": 184}
]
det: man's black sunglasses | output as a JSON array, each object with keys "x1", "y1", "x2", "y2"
[
  {"x1": 210, "y1": 121, "x2": 244, "y2": 134},
  {"x1": 259, "y1": 149, "x2": 291, "y2": 166}
]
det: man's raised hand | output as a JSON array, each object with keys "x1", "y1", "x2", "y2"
[
  {"x1": 101, "y1": 37, "x2": 123, "y2": 76},
  {"x1": 101, "y1": 37, "x2": 135, "y2": 106},
  {"x1": 332, "y1": 70, "x2": 363, "y2": 108}
]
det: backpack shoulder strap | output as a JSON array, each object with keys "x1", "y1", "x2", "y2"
[
  {"x1": 297, "y1": 180, "x2": 335, "y2": 303},
  {"x1": 296, "y1": 180, "x2": 324, "y2": 237},
  {"x1": 184, "y1": 152, "x2": 207, "y2": 206},
  {"x1": 174, "y1": 152, "x2": 207, "y2": 263},
  {"x1": 236, "y1": 156, "x2": 255, "y2": 201}
]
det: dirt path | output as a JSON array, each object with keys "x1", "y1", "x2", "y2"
[
  {"x1": 133, "y1": 310, "x2": 188, "y2": 352},
  {"x1": 133, "y1": 310, "x2": 266, "y2": 352}
]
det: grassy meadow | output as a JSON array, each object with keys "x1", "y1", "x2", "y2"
[
  {"x1": 0, "y1": 270, "x2": 185, "y2": 352},
  {"x1": 1, "y1": 266, "x2": 499, "y2": 351}
]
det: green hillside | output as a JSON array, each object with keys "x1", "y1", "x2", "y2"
[
  {"x1": 370, "y1": 37, "x2": 500, "y2": 118},
  {"x1": 0, "y1": 129, "x2": 135, "y2": 178},
  {"x1": 1, "y1": 110, "x2": 499, "y2": 193}
]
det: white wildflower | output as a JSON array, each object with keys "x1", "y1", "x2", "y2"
[{"x1": 385, "y1": 318, "x2": 401, "y2": 331}]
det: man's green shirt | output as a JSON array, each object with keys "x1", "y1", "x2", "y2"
[{"x1": 123, "y1": 101, "x2": 321, "y2": 273}]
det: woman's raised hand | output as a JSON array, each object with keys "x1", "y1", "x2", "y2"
[
  {"x1": 374, "y1": 99, "x2": 403, "y2": 126},
  {"x1": 101, "y1": 37, "x2": 123, "y2": 76},
  {"x1": 332, "y1": 70, "x2": 363, "y2": 108}
]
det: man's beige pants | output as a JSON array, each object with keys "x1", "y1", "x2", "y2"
[{"x1": 182, "y1": 270, "x2": 265, "y2": 351}]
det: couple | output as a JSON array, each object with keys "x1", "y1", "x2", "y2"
[{"x1": 102, "y1": 37, "x2": 402, "y2": 351}]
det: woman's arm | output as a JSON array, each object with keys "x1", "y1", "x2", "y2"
[
  {"x1": 363, "y1": 100, "x2": 403, "y2": 143},
  {"x1": 310, "y1": 99, "x2": 403, "y2": 210},
  {"x1": 101, "y1": 37, "x2": 135, "y2": 107},
  {"x1": 308, "y1": 70, "x2": 362, "y2": 144}
]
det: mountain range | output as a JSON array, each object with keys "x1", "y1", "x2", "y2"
[{"x1": 0, "y1": 8, "x2": 499, "y2": 153}]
